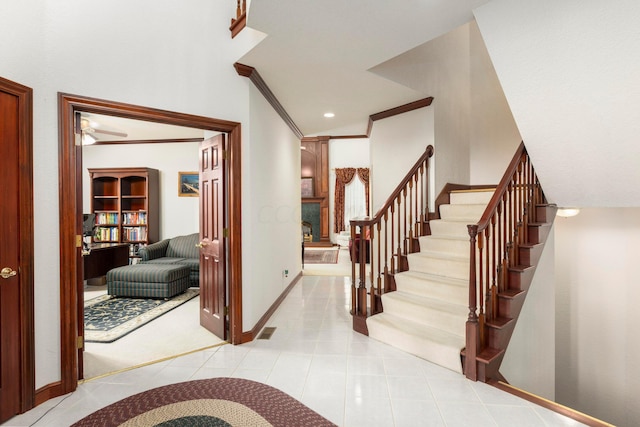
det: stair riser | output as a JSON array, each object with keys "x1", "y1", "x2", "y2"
[
  {"x1": 418, "y1": 236, "x2": 468, "y2": 255},
  {"x1": 508, "y1": 266, "x2": 535, "y2": 292},
  {"x1": 476, "y1": 351, "x2": 506, "y2": 383},
  {"x1": 449, "y1": 191, "x2": 494, "y2": 205},
  {"x1": 528, "y1": 223, "x2": 551, "y2": 244},
  {"x1": 407, "y1": 254, "x2": 469, "y2": 280},
  {"x1": 520, "y1": 244, "x2": 543, "y2": 267},
  {"x1": 429, "y1": 220, "x2": 472, "y2": 238},
  {"x1": 535, "y1": 204, "x2": 557, "y2": 223},
  {"x1": 395, "y1": 276, "x2": 467, "y2": 305},
  {"x1": 367, "y1": 319, "x2": 464, "y2": 373},
  {"x1": 498, "y1": 292, "x2": 527, "y2": 320},
  {"x1": 486, "y1": 322, "x2": 517, "y2": 355},
  {"x1": 380, "y1": 294, "x2": 466, "y2": 336},
  {"x1": 439, "y1": 204, "x2": 487, "y2": 221}
]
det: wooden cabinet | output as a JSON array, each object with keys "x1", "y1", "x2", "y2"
[{"x1": 89, "y1": 167, "x2": 159, "y2": 261}]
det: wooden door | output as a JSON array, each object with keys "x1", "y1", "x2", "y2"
[
  {"x1": 0, "y1": 77, "x2": 34, "y2": 422},
  {"x1": 198, "y1": 134, "x2": 227, "y2": 339}
]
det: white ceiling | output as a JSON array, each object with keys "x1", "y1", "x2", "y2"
[
  {"x1": 85, "y1": 1, "x2": 489, "y2": 141},
  {"x1": 80, "y1": 113, "x2": 203, "y2": 143},
  {"x1": 239, "y1": 0, "x2": 489, "y2": 136}
]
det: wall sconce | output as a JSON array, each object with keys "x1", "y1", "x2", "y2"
[{"x1": 557, "y1": 207, "x2": 580, "y2": 218}]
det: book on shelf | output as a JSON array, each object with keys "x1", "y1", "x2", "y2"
[
  {"x1": 94, "y1": 226, "x2": 119, "y2": 242},
  {"x1": 123, "y1": 226, "x2": 148, "y2": 241},
  {"x1": 122, "y1": 211, "x2": 147, "y2": 225},
  {"x1": 95, "y1": 212, "x2": 119, "y2": 225}
]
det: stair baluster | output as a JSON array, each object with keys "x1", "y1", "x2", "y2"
[
  {"x1": 350, "y1": 146, "x2": 434, "y2": 334},
  {"x1": 465, "y1": 142, "x2": 552, "y2": 382}
]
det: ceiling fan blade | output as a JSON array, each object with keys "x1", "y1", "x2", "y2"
[{"x1": 90, "y1": 128, "x2": 128, "y2": 138}]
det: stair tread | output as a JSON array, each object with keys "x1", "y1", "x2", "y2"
[
  {"x1": 461, "y1": 346, "x2": 504, "y2": 363},
  {"x1": 486, "y1": 316, "x2": 513, "y2": 328},
  {"x1": 509, "y1": 265, "x2": 535, "y2": 273},
  {"x1": 409, "y1": 250, "x2": 468, "y2": 262},
  {"x1": 500, "y1": 288, "x2": 526, "y2": 299},
  {"x1": 395, "y1": 270, "x2": 467, "y2": 287},
  {"x1": 419, "y1": 234, "x2": 468, "y2": 242},
  {"x1": 477, "y1": 346, "x2": 505, "y2": 363}
]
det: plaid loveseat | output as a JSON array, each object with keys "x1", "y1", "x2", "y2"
[{"x1": 138, "y1": 233, "x2": 200, "y2": 287}]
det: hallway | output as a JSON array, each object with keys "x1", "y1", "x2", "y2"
[{"x1": 3, "y1": 276, "x2": 585, "y2": 426}]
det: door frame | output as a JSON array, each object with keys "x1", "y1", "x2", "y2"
[
  {"x1": 58, "y1": 93, "x2": 244, "y2": 393},
  {"x1": 0, "y1": 77, "x2": 35, "y2": 414}
]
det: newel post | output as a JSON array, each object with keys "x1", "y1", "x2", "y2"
[{"x1": 465, "y1": 224, "x2": 479, "y2": 381}]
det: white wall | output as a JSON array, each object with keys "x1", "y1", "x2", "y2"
[
  {"x1": 554, "y1": 208, "x2": 640, "y2": 427},
  {"x1": 500, "y1": 230, "x2": 555, "y2": 400},
  {"x1": 370, "y1": 107, "x2": 434, "y2": 213},
  {"x1": 243, "y1": 84, "x2": 301, "y2": 331},
  {"x1": 82, "y1": 142, "x2": 200, "y2": 239},
  {"x1": 0, "y1": 0, "x2": 287, "y2": 389},
  {"x1": 468, "y1": 21, "x2": 521, "y2": 185},
  {"x1": 328, "y1": 138, "x2": 370, "y2": 242},
  {"x1": 370, "y1": 23, "x2": 472, "y2": 193},
  {"x1": 474, "y1": 0, "x2": 640, "y2": 208}
]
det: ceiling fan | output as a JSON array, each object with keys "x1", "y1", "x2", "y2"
[{"x1": 80, "y1": 114, "x2": 128, "y2": 144}]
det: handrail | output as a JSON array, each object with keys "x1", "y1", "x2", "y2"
[
  {"x1": 370, "y1": 145, "x2": 434, "y2": 223},
  {"x1": 464, "y1": 141, "x2": 545, "y2": 380},
  {"x1": 349, "y1": 145, "x2": 434, "y2": 334},
  {"x1": 230, "y1": 0, "x2": 247, "y2": 38}
]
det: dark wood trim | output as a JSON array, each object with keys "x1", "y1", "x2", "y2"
[
  {"x1": 58, "y1": 93, "x2": 244, "y2": 397},
  {"x1": 92, "y1": 137, "x2": 204, "y2": 145},
  {"x1": 369, "y1": 97, "x2": 434, "y2": 123},
  {"x1": 328, "y1": 134, "x2": 369, "y2": 140},
  {"x1": 248, "y1": 272, "x2": 303, "y2": 339},
  {"x1": 335, "y1": 97, "x2": 434, "y2": 139},
  {"x1": 234, "y1": 62, "x2": 433, "y2": 141},
  {"x1": 234, "y1": 63, "x2": 304, "y2": 139},
  {"x1": 301, "y1": 197, "x2": 325, "y2": 203},
  {"x1": 490, "y1": 381, "x2": 615, "y2": 427},
  {"x1": 34, "y1": 382, "x2": 63, "y2": 407},
  {"x1": 301, "y1": 136, "x2": 331, "y2": 245},
  {"x1": 0, "y1": 76, "x2": 35, "y2": 414},
  {"x1": 230, "y1": 12, "x2": 246, "y2": 38}
]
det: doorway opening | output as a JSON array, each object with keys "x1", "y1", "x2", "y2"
[{"x1": 58, "y1": 93, "x2": 244, "y2": 393}]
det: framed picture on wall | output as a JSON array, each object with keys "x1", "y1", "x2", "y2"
[
  {"x1": 178, "y1": 171, "x2": 199, "y2": 197},
  {"x1": 301, "y1": 177, "x2": 314, "y2": 198}
]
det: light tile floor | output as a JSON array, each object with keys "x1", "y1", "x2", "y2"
[{"x1": 2, "y1": 275, "x2": 586, "y2": 427}]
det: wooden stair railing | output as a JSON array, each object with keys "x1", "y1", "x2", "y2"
[
  {"x1": 350, "y1": 145, "x2": 434, "y2": 335},
  {"x1": 230, "y1": 0, "x2": 247, "y2": 38},
  {"x1": 464, "y1": 141, "x2": 553, "y2": 382}
]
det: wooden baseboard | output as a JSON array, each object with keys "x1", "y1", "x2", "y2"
[
  {"x1": 490, "y1": 380, "x2": 614, "y2": 427},
  {"x1": 239, "y1": 271, "x2": 303, "y2": 344},
  {"x1": 34, "y1": 381, "x2": 64, "y2": 407}
]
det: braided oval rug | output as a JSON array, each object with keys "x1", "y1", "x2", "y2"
[{"x1": 72, "y1": 377, "x2": 336, "y2": 427}]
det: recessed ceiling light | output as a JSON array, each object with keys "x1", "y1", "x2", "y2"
[{"x1": 323, "y1": 112, "x2": 335, "y2": 118}]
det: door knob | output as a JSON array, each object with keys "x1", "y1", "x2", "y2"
[
  {"x1": 196, "y1": 241, "x2": 209, "y2": 248},
  {"x1": 1, "y1": 267, "x2": 17, "y2": 279}
]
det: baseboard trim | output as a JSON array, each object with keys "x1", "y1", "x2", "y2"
[
  {"x1": 239, "y1": 271, "x2": 303, "y2": 344},
  {"x1": 34, "y1": 381, "x2": 64, "y2": 407},
  {"x1": 491, "y1": 380, "x2": 615, "y2": 427}
]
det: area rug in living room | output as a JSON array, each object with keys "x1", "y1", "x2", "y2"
[
  {"x1": 303, "y1": 248, "x2": 339, "y2": 264},
  {"x1": 84, "y1": 288, "x2": 199, "y2": 343},
  {"x1": 72, "y1": 377, "x2": 336, "y2": 427}
]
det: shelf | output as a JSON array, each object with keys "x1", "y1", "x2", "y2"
[{"x1": 89, "y1": 167, "x2": 159, "y2": 260}]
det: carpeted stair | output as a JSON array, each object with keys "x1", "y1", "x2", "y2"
[{"x1": 367, "y1": 189, "x2": 495, "y2": 373}]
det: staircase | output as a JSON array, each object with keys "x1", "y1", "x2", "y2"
[
  {"x1": 367, "y1": 189, "x2": 495, "y2": 373},
  {"x1": 350, "y1": 142, "x2": 553, "y2": 383}
]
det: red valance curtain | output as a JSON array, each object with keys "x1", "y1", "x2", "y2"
[{"x1": 334, "y1": 167, "x2": 370, "y2": 233}]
